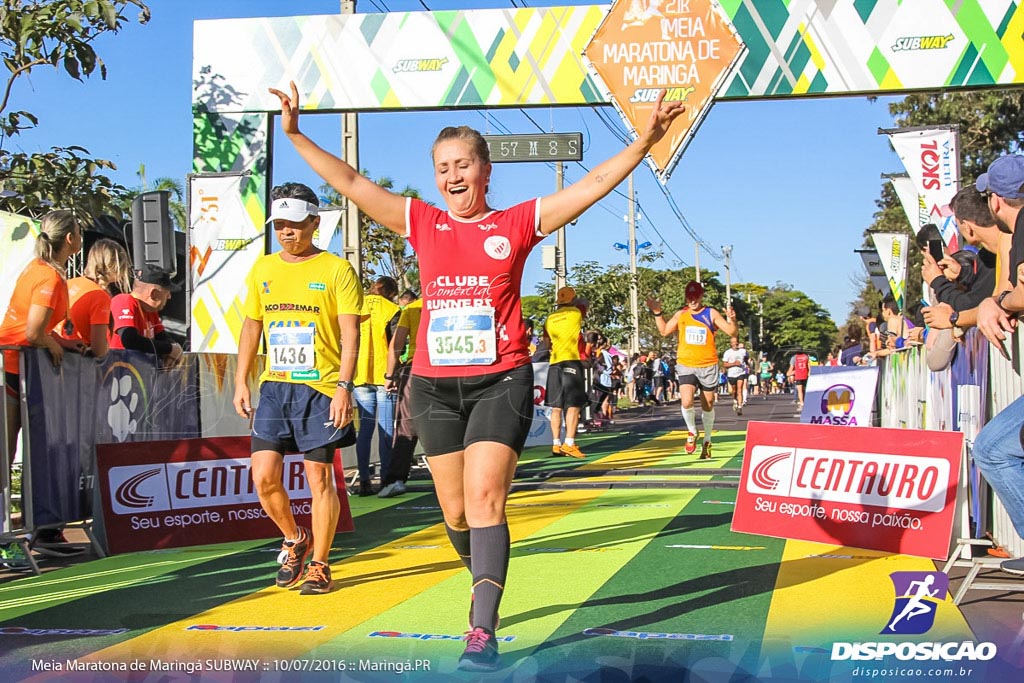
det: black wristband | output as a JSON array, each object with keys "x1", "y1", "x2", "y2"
[{"x1": 651, "y1": 310, "x2": 663, "y2": 316}]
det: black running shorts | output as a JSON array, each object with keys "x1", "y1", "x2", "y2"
[
  {"x1": 410, "y1": 364, "x2": 535, "y2": 457},
  {"x1": 545, "y1": 360, "x2": 588, "y2": 410}
]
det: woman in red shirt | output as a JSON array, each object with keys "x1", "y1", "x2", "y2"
[{"x1": 270, "y1": 81, "x2": 685, "y2": 670}]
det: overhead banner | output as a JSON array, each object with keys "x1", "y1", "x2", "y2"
[
  {"x1": 884, "y1": 173, "x2": 926, "y2": 234},
  {"x1": 855, "y1": 248, "x2": 889, "y2": 295},
  {"x1": 882, "y1": 126, "x2": 961, "y2": 249},
  {"x1": 733, "y1": 422, "x2": 964, "y2": 559},
  {"x1": 583, "y1": 0, "x2": 744, "y2": 181},
  {"x1": 871, "y1": 232, "x2": 909, "y2": 311},
  {"x1": 97, "y1": 436, "x2": 354, "y2": 554},
  {"x1": 799, "y1": 365, "x2": 879, "y2": 427},
  {"x1": 189, "y1": 172, "x2": 263, "y2": 354}
]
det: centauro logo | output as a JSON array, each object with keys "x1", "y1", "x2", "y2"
[
  {"x1": 392, "y1": 57, "x2": 448, "y2": 73},
  {"x1": 892, "y1": 34, "x2": 954, "y2": 51},
  {"x1": 630, "y1": 86, "x2": 696, "y2": 103},
  {"x1": 106, "y1": 456, "x2": 311, "y2": 515}
]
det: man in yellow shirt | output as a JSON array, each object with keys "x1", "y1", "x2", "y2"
[
  {"x1": 353, "y1": 276, "x2": 401, "y2": 495},
  {"x1": 544, "y1": 286, "x2": 587, "y2": 458},
  {"x1": 647, "y1": 281, "x2": 737, "y2": 459},
  {"x1": 233, "y1": 183, "x2": 362, "y2": 595},
  {"x1": 380, "y1": 291, "x2": 423, "y2": 497}
]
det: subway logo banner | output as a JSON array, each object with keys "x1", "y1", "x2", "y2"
[{"x1": 733, "y1": 422, "x2": 964, "y2": 559}]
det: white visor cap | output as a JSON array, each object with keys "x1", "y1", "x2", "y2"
[{"x1": 265, "y1": 198, "x2": 319, "y2": 224}]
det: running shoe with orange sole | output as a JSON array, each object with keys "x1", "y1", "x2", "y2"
[
  {"x1": 276, "y1": 527, "x2": 311, "y2": 588},
  {"x1": 560, "y1": 443, "x2": 586, "y2": 459},
  {"x1": 700, "y1": 442, "x2": 713, "y2": 460},
  {"x1": 299, "y1": 560, "x2": 334, "y2": 595},
  {"x1": 684, "y1": 431, "x2": 698, "y2": 454}
]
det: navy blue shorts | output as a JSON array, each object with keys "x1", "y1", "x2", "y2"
[{"x1": 251, "y1": 381, "x2": 355, "y2": 463}]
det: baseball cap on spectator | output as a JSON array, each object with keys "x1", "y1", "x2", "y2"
[
  {"x1": 685, "y1": 281, "x2": 704, "y2": 299},
  {"x1": 976, "y1": 155, "x2": 1024, "y2": 199},
  {"x1": 136, "y1": 265, "x2": 180, "y2": 292},
  {"x1": 265, "y1": 197, "x2": 320, "y2": 224},
  {"x1": 555, "y1": 286, "x2": 576, "y2": 305}
]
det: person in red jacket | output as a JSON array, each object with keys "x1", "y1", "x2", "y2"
[{"x1": 788, "y1": 350, "x2": 811, "y2": 409}]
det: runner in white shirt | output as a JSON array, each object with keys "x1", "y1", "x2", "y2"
[{"x1": 721, "y1": 336, "x2": 747, "y2": 416}]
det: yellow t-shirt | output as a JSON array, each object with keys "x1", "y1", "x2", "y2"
[
  {"x1": 355, "y1": 293, "x2": 401, "y2": 386},
  {"x1": 675, "y1": 307, "x2": 718, "y2": 368},
  {"x1": 545, "y1": 305, "x2": 582, "y2": 364},
  {"x1": 397, "y1": 299, "x2": 423, "y2": 361},
  {"x1": 244, "y1": 252, "x2": 362, "y2": 397}
]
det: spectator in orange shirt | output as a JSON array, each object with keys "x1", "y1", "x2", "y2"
[
  {"x1": 60, "y1": 239, "x2": 133, "y2": 360},
  {"x1": 0, "y1": 210, "x2": 86, "y2": 558},
  {"x1": 1, "y1": 210, "x2": 84, "y2": 461}
]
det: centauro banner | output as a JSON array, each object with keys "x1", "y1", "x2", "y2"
[
  {"x1": 189, "y1": 173, "x2": 263, "y2": 353},
  {"x1": 872, "y1": 232, "x2": 909, "y2": 311},
  {"x1": 733, "y1": 421, "x2": 964, "y2": 559},
  {"x1": 883, "y1": 126, "x2": 961, "y2": 249}
]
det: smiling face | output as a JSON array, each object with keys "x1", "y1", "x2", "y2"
[{"x1": 432, "y1": 138, "x2": 491, "y2": 220}]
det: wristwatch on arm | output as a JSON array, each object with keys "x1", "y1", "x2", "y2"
[
  {"x1": 996, "y1": 289, "x2": 1014, "y2": 313},
  {"x1": 336, "y1": 379, "x2": 356, "y2": 391}
]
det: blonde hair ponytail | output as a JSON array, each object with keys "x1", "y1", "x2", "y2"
[
  {"x1": 84, "y1": 238, "x2": 133, "y2": 294},
  {"x1": 35, "y1": 210, "x2": 79, "y2": 273}
]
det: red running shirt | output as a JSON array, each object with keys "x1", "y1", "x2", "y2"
[
  {"x1": 406, "y1": 197, "x2": 544, "y2": 378},
  {"x1": 108, "y1": 293, "x2": 164, "y2": 349}
]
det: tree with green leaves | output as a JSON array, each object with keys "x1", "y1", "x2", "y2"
[
  {"x1": 0, "y1": 0, "x2": 149, "y2": 220},
  {"x1": 320, "y1": 177, "x2": 422, "y2": 290}
]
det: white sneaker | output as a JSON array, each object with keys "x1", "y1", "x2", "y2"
[{"x1": 377, "y1": 481, "x2": 407, "y2": 498}]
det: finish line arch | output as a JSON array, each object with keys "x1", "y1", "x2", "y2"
[{"x1": 189, "y1": 1, "x2": 1024, "y2": 352}]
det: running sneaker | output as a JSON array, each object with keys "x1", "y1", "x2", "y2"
[
  {"x1": 1000, "y1": 557, "x2": 1024, "y2": 575},
  {"x1": 684, "y1": 431, "x2": 698, "y2": 454},
  {"x1": 700, "y1": 442, "x2": 713, "y2": 460},
  {"x1": 299, "y1": 560, "x2": 334, "y2": 595},
  {"x1": 551, "y1": 446, "x2": 562, "y2": 456},
  {"x1": 0, "y1": 542, "x2": 31, "y2": 570},
  {"x1": 560, "y1": 443, "x2": 586, "y2": 459},
  {"x1": 468, "y1": 592, "x2": 501, "y2": 630},
  {"x1": 275, "y1": 527, "x2": 311, "y2": 588},
  {"x1": 377, "y1": 481, "x2": 407, "y2": 498},
  {"x1": 736, "y1": 404, "x2": 743, "y2": 416},
  {"x1": 457, "y1": 627, "x2": 500, "y2": 672},
  {"x1": 733, "y1": 399, "x2": 738, "y2": 411}
]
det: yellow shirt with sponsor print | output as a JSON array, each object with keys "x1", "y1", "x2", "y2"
[
  {"x1": 244, "y1": 252, "x2": 362, "y2": 397},
  {"x1": 545, "y1": 304, "x2": 582, "y2": 364},
  {"x1": 397, "y1": 298, "x2": 423, "y2": 361},
  {"x1": 355, "y1": 293, "x2": 401, "y2": 386}
]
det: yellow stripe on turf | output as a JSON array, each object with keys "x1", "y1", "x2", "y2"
[
  {"x1": 763, "y1": 539, "x2": 973, "y2": 648},
  {"x1": 73, "y1": 489, "x2": 609, "y2": 667}
]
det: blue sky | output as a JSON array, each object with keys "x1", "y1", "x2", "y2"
[{"x1": 8, "y1": 0, "x2": 907, "y2": 325}]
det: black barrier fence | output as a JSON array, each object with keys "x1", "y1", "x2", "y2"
[{"x1": 21, "y1": 348, "x2": 199, "y2": 530}]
